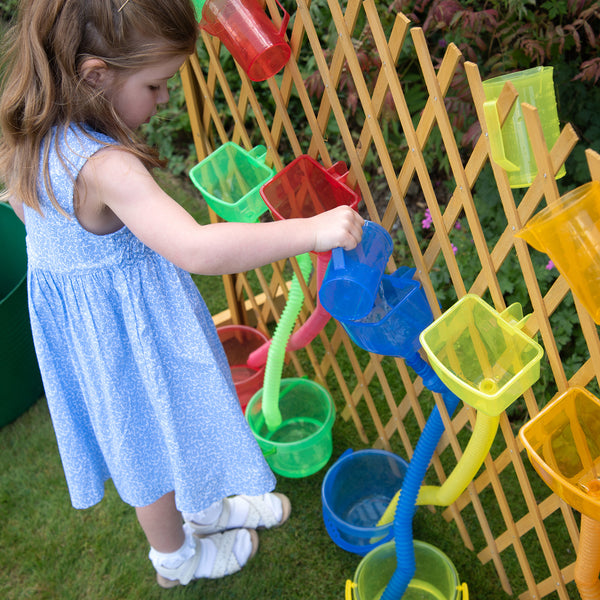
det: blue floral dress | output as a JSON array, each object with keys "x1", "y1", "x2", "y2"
[{"x1": 24, "y1": 125, "x2": 275, "y2": 510}]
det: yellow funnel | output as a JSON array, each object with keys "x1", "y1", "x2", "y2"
[{"x1": 516, "y1": 181, "x2": 600, "y2": 324}]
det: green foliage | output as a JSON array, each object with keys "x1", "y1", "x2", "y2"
[
  {"x1": 400, "y1": 0, "x2": 600, "y2": 186},
  {"x1": 0, "y1": 0, "x2": 18, "y2": 22},
  {"x1": 302, "y1": 0, "x2": 600, "y2": 189},
  {"x1": 3, "y1": 0, "x2": 598, "y2": 189}
]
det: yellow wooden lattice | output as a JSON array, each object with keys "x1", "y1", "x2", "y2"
[{"x1": 180, "y1": 1, "x2": 600, "y2": 598}]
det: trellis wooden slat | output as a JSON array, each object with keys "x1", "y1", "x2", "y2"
[{"x1": 182, "y1": 1, "x2": 600, "y2": 597}]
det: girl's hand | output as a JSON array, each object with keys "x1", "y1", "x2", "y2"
[{"x1": 309, "y1": 205, "x2": 365, "y2": 253}]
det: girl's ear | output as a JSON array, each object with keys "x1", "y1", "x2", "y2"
[{"x1": 80, "y1": 58, "x2": 111, "y2": 89}]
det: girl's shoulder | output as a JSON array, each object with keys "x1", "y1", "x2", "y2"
[
  {"x1": 35, "y1": 124, "x2": 120, "y2": 218},
  {"x1": 53, "y1": 124, "x2": 117, "y2": 162}
]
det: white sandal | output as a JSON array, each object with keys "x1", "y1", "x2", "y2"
[
  {"x1": 186, "y1": 493, "x2": 292, "y2": 536},
  {"x1": 155, "y1": 528, "x2": 259, "y2": 588}
]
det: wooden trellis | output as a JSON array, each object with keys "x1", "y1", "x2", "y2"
[{"x1": 180, "y1": 1, "x2": 600, "y2": 598}]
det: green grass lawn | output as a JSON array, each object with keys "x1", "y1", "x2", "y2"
[
  {"x1": 0, "y1": 171, "x2": 518, "y2": 599},
  {"x1": 1, "y1": 395, "x2": 510, "y2": 600}
]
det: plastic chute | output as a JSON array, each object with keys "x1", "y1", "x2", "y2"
[
  {"x1": 247, "y1": 252, "x2": 331, "y2": 369},
  {"x1": 378, "y1": 352, "x2": 461, "y2": 600},
  {"x1": 377, "y1": 410, "x2": 500, "y2": 524},
  {"x1": 261, "y1": 253, "x2": 313, "y2": 430},
  {"x1": 575, "y1": 515, "x2": 600, "y2": 600}
]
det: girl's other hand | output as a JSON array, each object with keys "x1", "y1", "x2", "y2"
[{"x1": 310, "y1": 205, "x2": 365, "y2": 254}]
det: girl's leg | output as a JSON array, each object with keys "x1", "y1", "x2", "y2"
[
  {"x1": 136, "y1": 491, "x2": 258, "y2": 587},
  {"x1": 135, "y1": 491, "x2": 185, "y2": 552}
]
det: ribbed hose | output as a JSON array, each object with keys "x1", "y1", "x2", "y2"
[
  {"x1": 379, "y1": 352, "x2": 461, "y2": 600},
  {"x1": 247, "y1": 252, "x2": 331, "y2": 369},
  {"x1": 378, "y1": 410, "x2": 499, "y2": 524},
  {"x1": 574, "y1": 514, "x2": 600, "y2": 600},
  {"x1": 417, "y1": 411, "x2": 499, "y2": 506},
  {"x1": 262, "y1": 253, "x2": 313, "y2": 431}
]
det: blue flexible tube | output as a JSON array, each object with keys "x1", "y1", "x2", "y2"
[
  {"x1": 379, "y1": 352, "x2": 461, "y2": 600},
  {"x1": 262, "y1": 253, "x2": 313, "y2": 430}
]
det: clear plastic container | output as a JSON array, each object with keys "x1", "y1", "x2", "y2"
[
  {"x1": 321, "y1": 449, "x2": 408, "y2": 556},
  {"x1": 259, "y1": 155, "x2": 360, "y2": 221},
  {"x1": 347, "y1": 540, "x2": 467, "y2": 600},
  {"x1": 483, "y1": 66, "x2": 565, "y2": 188},
  {"x1": 516, "y1": 181, "x2": 600, "y2": 324},
  {"x1": 319, "y1": 221, "x2": 393, "y2": 321},
  {"x1": 519, "y1": 386, "x2": 600, "y2": 521},
  {"x1": 245, "y1": 378, "x2": 335, "y2": 478},
  {"x1": 338, "y1": 267, "x2": 433, "y2": 358},
  {"x1": 193, "y1": 0, "x2": 291, "y2": 82},
  {"x1": 217, "y1": 325, "x2": 269, "y2": 412},
  {"x1": 420, "y1": 295, "x2": 543, "y2": 415},
  {"x1": 189, "y1": 142, "x2": 273, "y2": 223}
]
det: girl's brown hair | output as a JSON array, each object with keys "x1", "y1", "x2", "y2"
[{"x1": 0, "y1": 0, "x2": 198, "y2": 211}]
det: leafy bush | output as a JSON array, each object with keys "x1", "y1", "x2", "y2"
[
  {"x1": 303, "y1": 0, "x2": 600, "y2": 186},
  {"x1": 0, "y1": 0, "x2": 18, "y2": 22}
]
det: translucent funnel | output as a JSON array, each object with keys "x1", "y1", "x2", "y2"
[
  {"x1": 519, "y1": 386, "x2": 600, "y2": 521},
  {"x1": 260, "y1": 155, "x2": 360, "y2": 221},
  {"x1": 337, "y1": 267, "x2": 434, "y2": 358},
  {"x1": 189, "y1": 142, "x2": 273, "y2": 223},
  {"x1": 516, "y1": 181, "x2": 600, "y2": 324},
  {"x1": 420, "y1": 295, "x2": 543, "y2": 415}
]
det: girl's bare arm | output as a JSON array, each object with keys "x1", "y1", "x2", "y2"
[{"x1": 78, "y1": 147, "x2": 364, "y2": 275}]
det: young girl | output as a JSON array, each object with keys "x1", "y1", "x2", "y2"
[{"x1": 0, "y1": 0, "x2": 363, "y2": 588}]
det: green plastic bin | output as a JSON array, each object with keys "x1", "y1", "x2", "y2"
[{"x1": 0, "y1": 204, "x2": 43, "y2": 427}]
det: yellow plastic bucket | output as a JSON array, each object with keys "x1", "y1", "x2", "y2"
[
  {"x1": 516, "y1": 181, "x2": 600, "y2": 324},
  {"x1": 482, "y1": 66, "x2": 565, "y2": 188},
  {"x1": 346, "y1": 540, "x2": 468, "y2": 600}
]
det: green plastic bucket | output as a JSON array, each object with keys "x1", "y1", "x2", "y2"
[
  {"x1": 346, "y1": 540, "x2": 468, "y2": 600},
  {"x1": 0, "y1": 204, "x2": 43, "y2": 427},
  {"x1": 245, "y1": 378, "x2": 335, "y2": 478}
]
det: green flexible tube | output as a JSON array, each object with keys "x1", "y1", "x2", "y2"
[{"x1": 262, "y1": 253, "x2": 313, "y2": 431}]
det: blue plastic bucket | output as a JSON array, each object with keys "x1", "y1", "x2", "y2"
[{"x1": 321, "y1": 449, "x2": 408, "y2": 555}]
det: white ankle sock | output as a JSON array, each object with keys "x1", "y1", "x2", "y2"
[
  {"x1": 149, "y1": 524, "x2": 253, "y2": 579},
  {"x1": 184, "y1": 499, "x2": 224, "y2": 525},
  {"x1": 149, "y1": 526, "x2": 195, "y2": 571}
]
